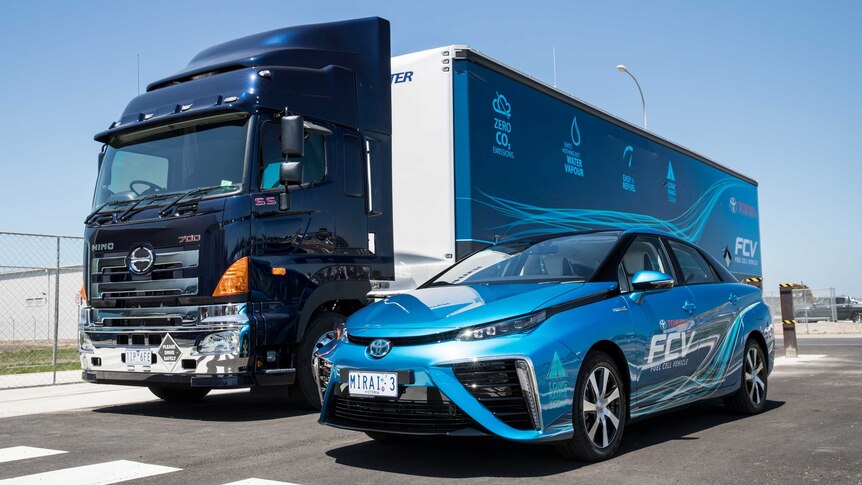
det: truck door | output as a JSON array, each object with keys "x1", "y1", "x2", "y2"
[
  {"x1": 664, "y1": 238, "x2": 738, "y2": 395},
  {"x1": 252, "y1": 119, "x2": 335, "y2": 256},
  {"x1": 618, "y1": 235, "x2": 698, "y2": 412},
  {"x1": 335, "y1": 134, "x2": 369, "y2": 252}
]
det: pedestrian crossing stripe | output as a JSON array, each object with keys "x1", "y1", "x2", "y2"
[
  {"x1": 0, "y1": 459, "x2": 179, "y2": 485},
  {"x1": 0, "y1": 446, "x2": 66, "y2": 464}
]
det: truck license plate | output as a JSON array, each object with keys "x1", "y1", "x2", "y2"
[
  {"x1": 348, "y1": 371, "x2": 398, "y2": 397},
  {"x1": 126, "y1": 349, "x2": 152, "y2": 366}
]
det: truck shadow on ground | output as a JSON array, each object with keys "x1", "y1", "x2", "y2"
[
  {"x1": 325, "y1": 400, "x2": 785, "y2": 479},
  {"x1": 91, "y1": 390, "x2": 316, "y2": 422}
]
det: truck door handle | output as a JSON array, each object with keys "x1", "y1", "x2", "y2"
[
  {"x1": 682, "y1": 301, "x2": 697, "y2": 315},
  {"x1": 728, "y1": 293, "x2": 739, "y2": 305}
]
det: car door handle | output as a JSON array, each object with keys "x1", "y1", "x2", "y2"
[
  {"x1": 728, "y1": 293, "x2": 739, "y2": 305},
  {"x1": 682, "y1": 301, "x2": 697, "y2": 315}
]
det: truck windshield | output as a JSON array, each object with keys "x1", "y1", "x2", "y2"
[
  {"x1": 93, "y1": 115, "x2": 250, "y2": 208},
  {"x1": 426, "y1": 232, "x2": 621, "y2": 286}
]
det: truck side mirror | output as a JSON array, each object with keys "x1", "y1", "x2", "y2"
[
  {"x1": 281, "y1": 114, "x2": 304, "y2": 158},
  {"x1": 278, "y1": 161, "x2": 303, "y2": 211}
]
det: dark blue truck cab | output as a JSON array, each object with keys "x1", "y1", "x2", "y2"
[{"x1": 79, "y1": 18, "x2": 394, "y2": 407}]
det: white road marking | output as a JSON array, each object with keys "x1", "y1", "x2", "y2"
[
  {"x1": 0, "y1": 459, "x2": 180, "y2": 485},
  {"x1": 0, "y1": 447, "x2": 66, "y2": 464},
  {"x1": 774, "y1": 354, "x2": 826, "y2": 366},
  {"x1": 222, "y1": 480, "x2": 302, "y2": 485}
]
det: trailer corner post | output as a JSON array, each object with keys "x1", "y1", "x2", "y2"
[{"x1": 778, "y1": 283, "x2": 798, "y2": 358}]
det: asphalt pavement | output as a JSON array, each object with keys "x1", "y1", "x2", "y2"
[{"x1": 0, "y1": 336, "x2": 860, "y2": 484}]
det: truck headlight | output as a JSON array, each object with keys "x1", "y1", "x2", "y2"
[
  {"x1": 455, "y1": 311, "x2": 547, "y2": 341},
  {"x1": 197, "y1": 330, "x2": 240, "y2": 354},
  {"x1": 80, "y1": 332, "x2": 94, "y2": 353}
]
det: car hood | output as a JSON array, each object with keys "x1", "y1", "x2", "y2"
[{"x1": 347, "y1": 281, "x2": 613, "y2": 338}]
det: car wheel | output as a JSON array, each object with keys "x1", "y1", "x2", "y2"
[
  {"x1": 853, "y1": 312, "x2": 862, "y2": 323},
  {"x1": 148, "y1": 386, "x2": 211, "y2": 402},
  {"x1": 289, "y1": 311, "x2": 346, "y2": 410},
  {"x1": 724, "y1": 339, "x2": 768, "y2": 414},
  {"x1": 556, "y1": 351, "x2": 627, "y2": 461}
]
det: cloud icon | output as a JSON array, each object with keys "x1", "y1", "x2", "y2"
[{"x1": 492, "y1": 92, "x2": 511, "y2": 118}]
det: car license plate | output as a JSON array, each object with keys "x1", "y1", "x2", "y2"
[
  {"x1": 126, "y1": 349, "x2": 152, "y2": 366},
  {"x1": 348, "y1": 371, "x2": 398, "y2": 397}
]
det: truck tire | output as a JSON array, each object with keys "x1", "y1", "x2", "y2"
[
  {"x1": 556, "y1": 351, "x2": 627, "y2": 461},
  {"x1": 723, "y1": 339, "x2": 768, "y2": 414},
  {"x1": 148, "y1": 386, "x2": 211, "y2": 402},
  {"x1": 290, "y1": 311, "x2": 345, "y2": 410}
]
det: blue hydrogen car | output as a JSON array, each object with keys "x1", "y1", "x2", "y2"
[{"x1": 315, "y1": 229, "x2": 773, "y2": 460}]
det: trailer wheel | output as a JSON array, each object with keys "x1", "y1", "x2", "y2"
[
  {"x1": 148, "y1": 386, "x2": 210, "y2": 402},
  {"x1": 290, "y1": 311, "x2": 345, "y2": 410}
]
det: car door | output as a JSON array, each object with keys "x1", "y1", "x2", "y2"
[
  {"x1": 617, "y1": 235, "x2": 697, "y2": 412},
  {"x1": 664, "y1": 238, "x2": 739, "y2": 397}
]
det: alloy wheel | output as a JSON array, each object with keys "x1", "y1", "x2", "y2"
[
  {"x1": 744, "y1": 347, "x2": 766, "y2": 405},
  {"x1": 582, "y1": 365, "x2": 622, "y2": 449},
  {"x1": 312, "y1": 331, "x2": 336, "y2": 361}
]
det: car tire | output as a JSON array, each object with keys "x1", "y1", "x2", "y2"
[
  {"x1": 853, "y1": 312, "x2": 862, "y2": 323},
  {"x1": 289, "y1": 311, "x2": 346, "y2": 410},
  {"x1": 148, "y1": 386, "x2": 211, "y2": 402},
  {"x1": 556, "y1": 351, "x2": 627, "y2": 461},
  {"x1": 723, "y1": 339, "x2": 768, "y2": 414}
]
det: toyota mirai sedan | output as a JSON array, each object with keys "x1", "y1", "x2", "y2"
[{"x1": 314, "y1": 229, "x2": 773, "y2": 461}]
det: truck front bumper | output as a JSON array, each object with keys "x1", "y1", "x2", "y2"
[{"x1": 78, "y1": 303, "x2": 295, "y2": 388}]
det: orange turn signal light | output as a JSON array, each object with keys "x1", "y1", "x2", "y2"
[
  {"x1": 79, "y1": 281, "x2": 87, "y2": 304},
  {"x1": 271, "y1": 267, "x2": 286, "y2": 276},
  {"x1": 213, "y1": 257, "x2": 249, "y2": 297}
]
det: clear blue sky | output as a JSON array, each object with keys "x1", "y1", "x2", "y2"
[{"x1": 0, "y1": 1, "x2": 859, "y2": 295}]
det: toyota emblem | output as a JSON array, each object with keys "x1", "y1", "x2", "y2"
[
  {"x1": 368, "y1": 339, "x2": 391, "y2": 358},
  {"x1": 127, "y1": 246, "x2": 155, "y2": 275}
]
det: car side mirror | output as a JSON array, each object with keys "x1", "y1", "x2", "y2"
[
  {"x1": 281, "y1": 113, "x2": 304, "y2": 158},
  {"x1": 278, "y1": 161, "x2": 303, "y2": 211},
  {"x1": 632, "y1": 270, "x2": 674, "y2": 291}
]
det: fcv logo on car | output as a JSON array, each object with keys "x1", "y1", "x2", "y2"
[{"x1": 367, "y1": 339, "x2": 391, "y2": 358}]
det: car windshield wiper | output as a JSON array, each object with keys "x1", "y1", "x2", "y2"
[
  {"x1": 158, "y1": 184, "x2": 236, "y2": 217},
  {"x1": 84, "y1": 200, "x2": 133, "y2": 225},
  {"x1": 116, "y1": 192, "x2": 176, "y2": 222}
]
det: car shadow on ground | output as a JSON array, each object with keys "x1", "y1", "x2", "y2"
[
  {"x1": 325, "y1": 400, "x2": 785, "y2": 479},
  {"x1": 91, "y1": 389, "x2": 316, "y2": 422}
]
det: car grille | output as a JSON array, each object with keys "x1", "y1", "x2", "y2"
[
  {"x1": 347, "y1": 329, "x2": 461, "y2": 347},
  {"x1": 329, "y1": 393, "x2": 479, "y2": 434},
  {"x1": 90, "y1": 247, "x2": 199, "y2": 300},
  {"x1": 452, "y1": 359, "x2": 534, "y2": 430}
]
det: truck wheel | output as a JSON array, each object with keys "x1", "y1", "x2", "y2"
[
  {"x1": 148, "y1": 386, "x2": 211, "y2": 402},
  {"x1": 723, "y1": 339, "x2": 768, "y2": 414},
  {"x1": 555, "y1": 351, "x2": 627, "y2": 461},
  {"x1": 290, "y1": 311, "x2": 345, "y2": 410}
]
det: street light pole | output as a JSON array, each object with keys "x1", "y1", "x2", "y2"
[{"x1": 616, "y1": 64, "x2": 647, "y2": 129}]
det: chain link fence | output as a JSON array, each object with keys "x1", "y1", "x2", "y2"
[
  {"x1": 0, "y1": 232, "x2": 84, "y2": 388},
  {"x1": 763, "y1": 287, "x2": 862, "y2": 324}
]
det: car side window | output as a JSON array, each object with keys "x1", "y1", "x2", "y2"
[
  {"x1": 259, "y1": 122, "x2": 326, "y2": 189},
  {"x1": 667, "y1": 240, "x2": 717, "y2": 285},
  {"x1": 618, "y1": 236, "x2": 672, "y2": 292}
]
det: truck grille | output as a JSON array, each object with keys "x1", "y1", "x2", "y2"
[
  {"x1": 329, "y1": 394, "x2": 479, "y2": 434},
  {"x1": 90, "y1": 248, "x2": 199, "y2": 300},
  {"x1": 452, "y1": 359, "x2": 534, "y2": 430}
]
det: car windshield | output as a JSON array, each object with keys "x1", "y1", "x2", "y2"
[
  {"x1": 93, "y1": 114, "x2": 250, "y2": 208},
  {"x1": 428, "y1": 232, "x2": 621, "y2": 286}
]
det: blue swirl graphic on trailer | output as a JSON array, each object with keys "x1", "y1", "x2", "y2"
[{"x1": 475, "y1": 178, "x2": 748, "y2": 245}]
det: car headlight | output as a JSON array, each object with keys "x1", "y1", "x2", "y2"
[
  {"x1": 455, "y1": 311, "x2": 547, "y2": 341},
  {"x1": 197, "y1": 330, "x2": 240, "y2": 354}
]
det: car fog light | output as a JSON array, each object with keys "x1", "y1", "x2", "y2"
[
  {"x1": 197, "y1": 330, "x2": 240, "y2": 354},
  {"x1": 515, "y1": 360, "x2": 542, "y2": 430}
]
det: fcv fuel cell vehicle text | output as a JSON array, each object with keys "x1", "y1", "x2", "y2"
[{"x1": 316, "y1": 229, "x2": 773, "y2": 461}]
